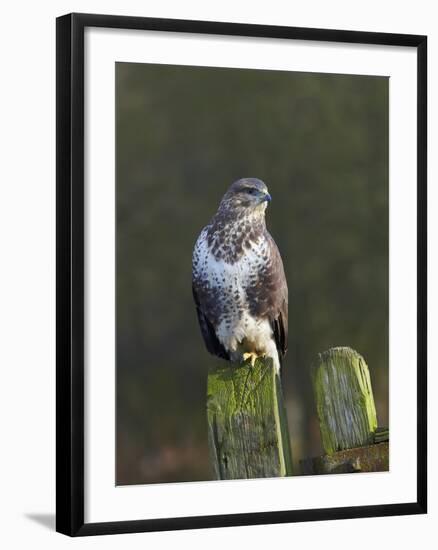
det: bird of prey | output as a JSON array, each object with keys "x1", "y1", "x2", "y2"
[{"x1": 192, "y1": 178, "x2": 288, "y2": 372}]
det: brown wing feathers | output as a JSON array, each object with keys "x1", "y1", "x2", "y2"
[{"x1": 192, "y1": 284, "x2": 229, "y2": 360}]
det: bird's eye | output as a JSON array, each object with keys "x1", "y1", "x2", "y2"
[{"x1": 247, "y1": 188, "x2": 257, "y2": 195}]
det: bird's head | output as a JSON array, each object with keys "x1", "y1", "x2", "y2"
[{"x1": 219, "y1": 178, "x2": 272, "y2": 216}]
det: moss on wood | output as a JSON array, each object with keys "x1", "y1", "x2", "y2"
[
  {"x1": 312, "y1": 347, "x2": 378, "y2": 455},
  {"x1": 207, "y1": 358, "x2": 293, "y2": 480}
]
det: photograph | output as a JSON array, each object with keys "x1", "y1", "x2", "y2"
[
  {"x1": 115, "y1": 61, "x2": 389, "y2": 485},
  {"x1": 1, "y1": 2, "x2": 431, "y2": 546}
]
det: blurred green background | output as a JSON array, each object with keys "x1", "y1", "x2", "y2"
[{"x1": 116, "y1": 62, "x2": 388, "y2": 485}]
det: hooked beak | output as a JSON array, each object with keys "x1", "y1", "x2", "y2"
[{"x1": 263, "y1": 192, "x2": 272, "y2": 203}]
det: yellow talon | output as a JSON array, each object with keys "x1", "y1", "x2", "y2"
[{"x1": 243, "y1": 352, "x2": 258, "y2": 367}]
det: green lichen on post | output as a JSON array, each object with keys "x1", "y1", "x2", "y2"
[
  {"x1": 207, "y1": 358, "x2": 293, "y2": 480},
  {"x1": 312, "y1": 347, "x2": 378, "y2": 455}
]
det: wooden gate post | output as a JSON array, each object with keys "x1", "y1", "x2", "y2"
[
  {"x1": 313, "y1": 346, "x2": 378, "y2": 453},
  {"x1": 301, "y1": 347, "x2": 389, "y2": 475},
  {"x1": 207, "y1": 358, "x2": 293, "y2": 480}
]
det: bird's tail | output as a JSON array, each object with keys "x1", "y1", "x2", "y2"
[{"x1": 272, "y1": 350, "x2": 282, "y2": 378}]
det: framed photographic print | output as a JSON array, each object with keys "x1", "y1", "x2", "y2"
[{"x1": 56, "y1": 12, "x2": 427, "y2": 536}]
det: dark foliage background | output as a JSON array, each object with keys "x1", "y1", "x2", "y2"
[{"x1": 116, "y1": 62, "x2": 388, "y2": 484}]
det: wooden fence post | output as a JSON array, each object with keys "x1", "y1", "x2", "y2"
[
  {"x1": 207, "y1": 358, "x2": 293, "y2": 480},
  {"x1": 301, "y1": 347, "x2": 389, "y2": 474}
]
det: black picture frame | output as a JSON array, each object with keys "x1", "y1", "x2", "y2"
[{"x1": 56, "y1": 12, "x2": 427, "y2": 537}]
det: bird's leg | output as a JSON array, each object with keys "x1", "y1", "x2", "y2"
[{"x1": 243, "y1": 352, "x2": 259, "y2": 367}]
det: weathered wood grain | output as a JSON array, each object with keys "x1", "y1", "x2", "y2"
[
  {"x1": 207, "y1": 358, "x2": 293, "y2": 480},
  {"x1": 300, "y1": 442, "x2": 389, "y2": 475},
  {"x1": 312, "y1": 347, "x2": 378, "y2": 454}
]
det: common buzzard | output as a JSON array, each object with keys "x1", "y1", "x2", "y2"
[{"x1": 192, "y1": 178, "x2": 288, "y2": 372}]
